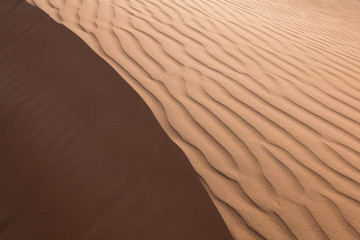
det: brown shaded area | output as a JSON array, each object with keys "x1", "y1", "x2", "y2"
[{"x1": 0, "y1": 1, "x2": 233, "y2": 239}]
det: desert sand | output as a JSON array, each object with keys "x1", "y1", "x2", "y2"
[
  {"x1": 20, "y1": 0, "x2": 360, "y2": 239},
  {"x1": 0, "y1": 1, "x2": 233, "y2": 239}
]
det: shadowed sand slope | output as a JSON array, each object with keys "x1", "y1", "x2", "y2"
[
  {"x1": 0, "y1": 1, "x2": 233, "y2": 239},
  {"x1": 25, "y1": 0, "x2": 360, "y2": 239}
]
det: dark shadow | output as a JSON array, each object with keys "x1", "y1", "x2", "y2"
[{"x1": 0, "y1": 1, "x2": 233, "y2": 239}]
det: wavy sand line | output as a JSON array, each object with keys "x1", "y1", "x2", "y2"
[{"x1": 27, "y1": 0, "x2": 360, "y2": 239}]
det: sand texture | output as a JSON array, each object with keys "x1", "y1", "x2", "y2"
[
  {"x1": 0, "y1": 1, "x2": 233, "y2": 239},
  {"x1": 26, "y1": 0, "x2": 360, "y2": 239}
]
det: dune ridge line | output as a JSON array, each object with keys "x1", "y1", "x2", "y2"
[{"x1": 27, "y1": 0, "x2": 360, "y2": 239}]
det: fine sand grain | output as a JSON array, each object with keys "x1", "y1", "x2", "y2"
[
  {"x1": 0, "y1": 1, "x2": 233, "y2": 239},
  {"x1": 26, "y1": 0, "x2": 360, "y2": 239}
]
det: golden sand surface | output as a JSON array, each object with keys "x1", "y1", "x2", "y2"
[{"x1": 28, "y1": 0, "x2": 360, "y2": 239}]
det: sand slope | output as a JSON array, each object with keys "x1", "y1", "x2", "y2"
[
  {"x1": 27, "y1": 0, "x2": 360, "y2": 239},
  {"x1": 0, "y1": 1, "x2": 232, "y2": 239}
]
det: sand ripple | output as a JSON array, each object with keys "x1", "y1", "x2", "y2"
[{"x1": 28, "y1": 0, "x2": 360, "y2": 239}]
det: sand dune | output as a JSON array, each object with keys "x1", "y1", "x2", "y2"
[
  {"x1": 0, "y1": 1, "x2": 232, "y2": 239},
  {"x1": 26, "y1": 0, "x2": 360, "y2": 239}
]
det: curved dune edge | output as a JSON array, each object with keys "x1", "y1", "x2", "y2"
[
  {"x1": 27, "y1": 0, "x2": 360, "y2": 239},
  {"x1": 0, "y1": 1, "x2": 233, "y2": 239}
]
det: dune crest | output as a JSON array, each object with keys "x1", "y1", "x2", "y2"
[{"x1": 27, "y1": 0, "x2": 360, "y2": 239}]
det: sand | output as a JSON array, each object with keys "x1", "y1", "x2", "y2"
[
  {"x1": 0, "y1": 1, "x2": 233, "y2": 239},
  {"x1": 19, "y1": 0, "x2": 360, "y2": 239}
]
